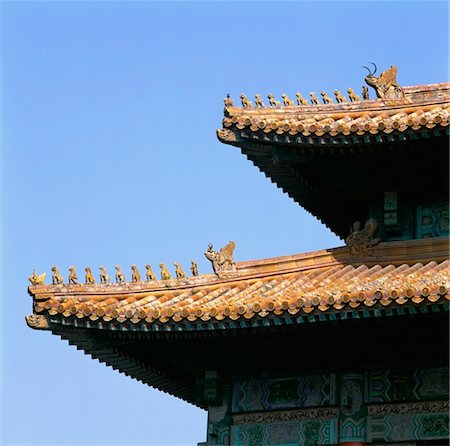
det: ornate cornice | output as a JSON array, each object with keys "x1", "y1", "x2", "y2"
[
  {"x1": 233, "y1": 406, "x2": 339, "y2": 425},
  {"x1": 368, "y1": 400, "x2": 449, "y2": 416}
]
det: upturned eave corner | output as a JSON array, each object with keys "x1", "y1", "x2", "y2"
[
  {"x1": 25, "y1": 313, "x2": 50, "y2": 331},
  {"x1": 216, "y1": 128, "x2": 237, "y2": 144}
]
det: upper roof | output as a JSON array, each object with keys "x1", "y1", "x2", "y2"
[
  {"x1": 218, "y1": 83, "x2": 450, "y2": 144},
  {"x1": 217, "y1": 75, "x2": 450, "y2": 238}
]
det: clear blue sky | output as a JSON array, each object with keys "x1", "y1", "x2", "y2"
[{"x1": 1, "y1": 1, "x2": 448, "y2": 445}]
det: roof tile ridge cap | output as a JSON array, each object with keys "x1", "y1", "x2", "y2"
[
  {"x1": 236, "y1": 245, "x2": 347, "y2": 267},
  {"x1": 237, "y1": 261, "x2": 346, "y2": 278},
  {"x1": 403, "y1": 82, "x2": 450, "y2": 91}
]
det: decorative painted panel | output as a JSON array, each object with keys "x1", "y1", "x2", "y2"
[
  {"x1": 417, "y1": 202, "x2": 450, "y2": 238},
  {"x1": 368, "y1": 412, "x2": 449, "y2": 442},
  {"x1": 232, "y1": 374, "x2": 336, "y2": 413},
  {"x1": 367, "y1": 367, "x2": 449, "y2": 403},
  {"x1": 339, "y1": 373, "x2": 366, "y2": 442},
  {"x1": 232, "y1": 418, "x2": 337, "y2": 446}
]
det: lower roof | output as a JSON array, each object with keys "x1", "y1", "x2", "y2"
[
  {"x1": 26, "y1": 236, "x2": 449, "y2": 406},
  {"x1": 28, "y1": 237, "x2": 449, "y2": 331}
]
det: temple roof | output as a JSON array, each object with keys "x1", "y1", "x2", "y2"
[
  {"x1": 26, "y1": 237, "x2": 449, "y2": 406},
  {"x1": 218, "y1": 83, "x2": 449, "y2": 144},
  {"x1": 27, "y1": 237, "x2": 449, "y2": 331},
  {"x1": 216, "y1": 80, "x2": 450, "y2": 238}
]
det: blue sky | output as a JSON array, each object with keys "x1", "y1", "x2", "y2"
[{"x1": 1, "y1": 1, "x2": 448, "y2": 445}]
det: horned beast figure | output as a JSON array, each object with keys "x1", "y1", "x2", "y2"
[
  {"x1": 363, "y1": 63, "x2": 405, "y2": 99},
  {"x1": 204, "y1": 241, "x2": 236, "y2": 276}
]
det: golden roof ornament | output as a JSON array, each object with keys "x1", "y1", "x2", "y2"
[
  {"x1": 190, "y1": 261, "x2": 199, "y2": 277},
  {"x1": 310, "y1": 92, "x2": 320, "y2": 105},
  {"x1": 347, "y1": 88, "x2": 360, "y2": 102},
  {"x1": 160, "y1": 263, "x2": 171, "y2": 280},
  {"x1": 99, "y1": 266, "x2": 110, "y2": 284},
  {"x1": 362, "y1": 85, "x2": 370, "y2": 100},
  {"x1": 51, "y1": 266, "x2": 63, "y2": 285},
  {"x1": 145, "y1": 264, "x2": 156, "y2": 281},
  {"x1": 204, "y1": 241, "x2": 236, "y2": 276},
  {"x1": 131, "y1": 265, "x2": 141, "y2": 283},
  {"x1": 114, "y1": 265, "x2": 125, "y2": 283},
  {"x1": 346, "y1": 218, "x2": 381, "y2": 257},
  {"x1": 334, "y1": 90, "x2": 347, "y2": 103},
  {"x1": 281, "y1": 93, "x2": 294, "y2": 106},
  {"x1": 173, "y1": 262, "x2": 186, "y2": 279},
  {"x1": 85, "y1": 267, "x2": 95, "y2": 284},
  {"x1": 364, "y1": 63, "x2": 405, "y2": 99},
  {"x1": 320, "y1": 91, "x2": 333, "y2": 104},
  {"x1": 68, "y1": 266, "x2": 78, "y2": 284},
  {"x1": 267, "y1": 94, "x2": 280, "y2": 107},
  {"x1": 254, "y1": 94, "x2": 265, "y2": 108},
  {"x1": 223, "y1": 93, "x2": 234, "y2": 108},
  {"x1": 240, "y1": 94, "x2": 252, "y2": 108},
  {"x1": 295, "y1": 92, "x2": 308, "y2": 106},
  {"x1": 28, "y1": 270, "x2": 46, "y2": 285},
  {"x1": 25, "y1": 314, "x2": 49, "y2": 330}
]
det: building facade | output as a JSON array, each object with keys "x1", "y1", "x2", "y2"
[{"x1": 27, "y1": 67, "x2": 449, "y2": 445}]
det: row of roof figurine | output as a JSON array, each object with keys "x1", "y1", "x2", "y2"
[
  {"x1": 227, "y1": 65, "x2": 406, "y2": 108},
  {"x1": 28, "y1": 261, "x2": 200, "y2": 286},
  {"x1": 226, "y1": 87, "x2": 370, "y2": 109},
  {"x1": 28, "y1": 242, "x2": 238, "y2": 286}
]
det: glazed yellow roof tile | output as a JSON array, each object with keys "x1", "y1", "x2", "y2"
[
  {"x1": 28, "y1": 238, "x2": 450, "y2": 327},
  {"x1": 218, "y1": 84, "x2": 450, "y2": 140}
]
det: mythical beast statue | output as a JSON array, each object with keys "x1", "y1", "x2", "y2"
[
  {"x1": 364, "y1": 63, "x2": 405, "y2": 99},
  {"x1": 205, "y1": 241, "x2": 236, "y2": 276}
]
